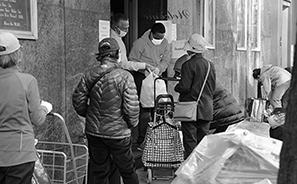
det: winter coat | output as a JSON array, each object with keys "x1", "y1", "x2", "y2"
[
  {"x1": 174, "y1": 54, "x2": 216, "y2": 121},
  {"x1": 72, "y1": 62, "x2": 140, "y2": 139},
  {"x1": 259, "y1": 65, "x2": 291, "y2": 96},
  {"x1": 211, "y1": 81, "x2": 244, "y2": 129}
]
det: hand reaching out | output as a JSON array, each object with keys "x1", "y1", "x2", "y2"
[
  {"x1": 153, "y1": 67, "x2": 160, "y2": 76},
  {"x1": 145, "y1": 63, "x2": 155, "y2": 72}
]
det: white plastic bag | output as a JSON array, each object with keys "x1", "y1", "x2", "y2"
[
  {"x1": 267, "y1": 112, "x2": 285, "y2": 129},
  {"x1": 140, "y1": 72, "x2": 167, "y2": 108},
  {"x1": 250, "y1": 98, "x2": 267, "y2": 122},
  {"x1": 173, "y1": 129, "x2": 282, "y2": 184}
]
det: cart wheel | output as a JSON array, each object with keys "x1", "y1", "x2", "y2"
[{"x1": 147, "y1": 168, "x2": 152, "y2": 184}]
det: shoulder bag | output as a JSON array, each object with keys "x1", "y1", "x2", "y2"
[{"x1": 173, "y1": 61, "x2": 211, "y2": 122}]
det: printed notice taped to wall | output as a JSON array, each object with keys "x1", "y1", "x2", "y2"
[{"x1": 99, "y1": 20, "x2": 110, "y2": 42}]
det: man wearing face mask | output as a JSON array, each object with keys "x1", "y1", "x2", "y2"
[
  {"x1": 110, "y1": 13, "x2": 154, "y2": 71},
  {"x1": 129, "y1": 22, "x2": 170, "y2": 151}
]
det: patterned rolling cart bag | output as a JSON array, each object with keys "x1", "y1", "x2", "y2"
[{"x1": 142, "y1": 94, "x2": 184, "y2": 168}]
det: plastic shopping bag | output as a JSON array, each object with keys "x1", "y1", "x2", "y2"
[
  {"x1": 267, "y1": 112, "x2": 285, "y2": 129},
  {"x1": 173, "y1": 130, "x2": 282, "y2": 184},
  {"x1": 250, "y1": 98, "x2": 267, "y2": 122},
  {"x1": 140, "y1": 72, "x2": 167, "y2": 108}
]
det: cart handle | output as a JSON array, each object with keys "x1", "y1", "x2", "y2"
[{"x1": 47, "y1": 112, "x2": 79, "y2": 184}]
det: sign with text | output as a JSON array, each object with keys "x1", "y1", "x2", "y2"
[
  {"x1": 98, "y1": 20, "x2": 110, "y2": 42},
  {"x1": 0, "y1": 0, "x2": 38, "y2": 39},
  {"x1": 172, "y1": 23, "x2": 177, "y2": 41},
  {"x1": 172, "y1": 40, "x2": 186, "y2": 59}
]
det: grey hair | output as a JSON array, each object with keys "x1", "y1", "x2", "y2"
[{"x1": 0, "y1": 49, "x2": 21, "y2": 68}]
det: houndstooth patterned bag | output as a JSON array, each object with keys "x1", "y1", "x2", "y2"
[{"x1": 142, "y1": 116, "x2": 184, "y2": 168}]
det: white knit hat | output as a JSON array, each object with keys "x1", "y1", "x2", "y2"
[{"x1": 183, "y1": 33, "x2": 211, "y2": 53}]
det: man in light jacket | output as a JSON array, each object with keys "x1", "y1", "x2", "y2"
[
  {"x1": 253, "y1": 65, "x2": 291, "y2": 109},
  {"x1": 129, "y1": 22, "x2": 170, "y2": 150},
  {"x1": 110, "y1": 13, "x2": 154, "y2": 71}
]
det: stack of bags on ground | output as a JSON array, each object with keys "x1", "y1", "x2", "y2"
[{"x1": 172, "y1": 120, "x2": 282, "y2": 184}]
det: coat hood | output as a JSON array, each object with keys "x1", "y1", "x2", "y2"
[{"x1": 260, "y1": 65, "x2": 273, "y2": 74}]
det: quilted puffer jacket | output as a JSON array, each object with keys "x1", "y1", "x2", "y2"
[
  {"x1": 72, "y1": 63, "x2": 139, "y2": 139},
  {"x1": 211, "y1": 81, "x2": 244, "y2": 129}
]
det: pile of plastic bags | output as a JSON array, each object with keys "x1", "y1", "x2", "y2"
[{"x1": 171, "y1": 120, "x2": 282, "y2": 184}]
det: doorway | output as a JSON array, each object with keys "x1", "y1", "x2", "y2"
[
  {"x1": 111, "y1": 0, "x2": 168, "y2": 53},
  {"x1": 110, "y1": 0, "x2": 137, "y2": 54}
]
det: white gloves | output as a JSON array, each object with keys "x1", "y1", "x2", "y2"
[
  {"x1": 145, "y1": 63, "x2": 155, "y2": 71},
  {"x1": 153, "y1": 67, "x2": 160, "y2": 76},
  {"x1": 41, "y1": 100, "x2": 53, "y2": 114}
]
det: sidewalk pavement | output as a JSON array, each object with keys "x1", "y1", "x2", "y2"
[
  {"x1": 132, "y1": 143, "x2": 175, "y2": 184},
  {"x1": 137, "y1": 167, "x2": 174, "y2": 184}
]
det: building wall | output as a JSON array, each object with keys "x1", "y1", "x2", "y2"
[
  {"x1": 167, "y1": 0, "x2": 283, "y2": 114},
  {"x1": 19, "y1": 0, "x2": 110, "y2": 142}
]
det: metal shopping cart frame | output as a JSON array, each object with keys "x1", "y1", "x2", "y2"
[{"x1": 35, "y1": 112, "x2": 88, "y2": 184}]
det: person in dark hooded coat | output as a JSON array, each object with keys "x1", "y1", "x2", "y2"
[
  {"x1": 211, "y1": 81, "x2": 244, "y2": 133},
  {"x1": 174, "y1": 55, "x2": 244, "y2": 134}
]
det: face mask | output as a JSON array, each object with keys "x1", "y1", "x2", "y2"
[
  {"x1": 116, "y1": 26, "x2": 128, "y2": 37},
  {"x1": 118, "y1": 29, "x2": 127, "y2": 37},
  {"x1": 152, "y1": 38, "x2": 163, "y2": 45}
]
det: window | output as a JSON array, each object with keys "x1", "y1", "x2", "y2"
[
  {"x1": 200, "y1": 0, "x2": 215, "y2": 49},
  {"x1": 236, "y1": 0, "x2": 247, "y2": 50},
  {"x1": 251, "y1": 0, "x2": 261, "y2": 51}
]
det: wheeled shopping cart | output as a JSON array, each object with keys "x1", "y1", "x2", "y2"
[
  {"x1": 142, "y1": 91, "x2": 184, "y2": 184},
  {"x1": 34, "y1": 112, "x2": 88, "y2": 184}
]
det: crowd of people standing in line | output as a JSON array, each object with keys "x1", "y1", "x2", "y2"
[
  {"x1": 72, "y1": 13, "x2": 172, "y2": 184},
  {"x1": 72, "y1": 12, "x2": 241, "y2": 183},
  {"x1": 0, "y1": 11, "x2": 291, "y2": 184}
]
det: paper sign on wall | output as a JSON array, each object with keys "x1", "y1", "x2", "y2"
[
  {"x1": 172, "y1": 40, "x2": 187, "y2": 58},
  {"x1": 99, "y1": 20, "x2": 110, "y2": 42},
  {"x1": 172, "y1": 23, "x2": 177, "y2": 41}
]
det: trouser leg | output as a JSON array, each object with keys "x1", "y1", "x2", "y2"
[
  {"x1": 137, "y1": 107, "x2": 153, "y2": 144},
  {"x1": 181, "y1": 122, "x2": 198, "y2": 159},
  {"x1": 108, "y1": 137, "x2": 139, "y2": 184},
  {"x1": 270, "y1": 81, "x2": 291, "y2": 109},
  {"x1": 181, "y1": 120, "x2": 210, "y2": 159},
  {"x1": 0, "y1": 161, "x2": 35, "y2": 184},
  {"x1": 86, "y1": 134, "x2": 111, "y2": 184},
  {"x1": 196, "y1": 120, "x2": 210, "y2": 144}
]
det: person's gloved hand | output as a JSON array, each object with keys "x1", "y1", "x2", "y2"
[
  {"x1": 145, "y1": 63, "x2": 154, "y2": 72},
  {"x1": 41, "y1": 100, "x2": 53, "y2": 114},
  {"x1": 153, "y1": 67, "x2": 160, "y2": 76}
]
